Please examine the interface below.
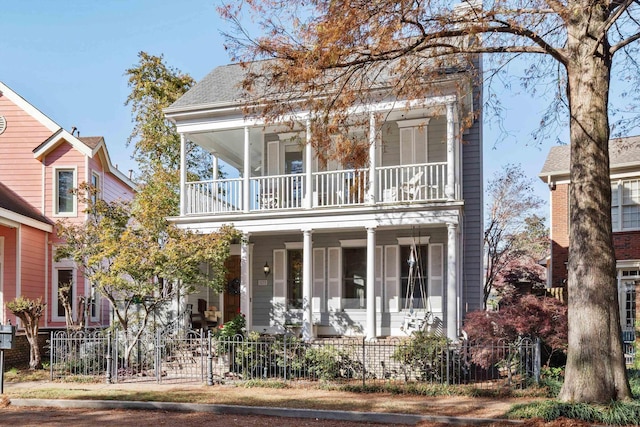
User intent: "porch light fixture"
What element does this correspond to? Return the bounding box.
[264,262,271,277]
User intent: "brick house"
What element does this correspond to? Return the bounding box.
[540,135,640,360]
[0,81,135,329]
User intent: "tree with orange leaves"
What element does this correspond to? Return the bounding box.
[219,0,639,403]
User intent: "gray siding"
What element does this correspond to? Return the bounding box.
[461,73,484,315]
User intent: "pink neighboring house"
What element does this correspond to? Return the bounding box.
[0,81,135,329]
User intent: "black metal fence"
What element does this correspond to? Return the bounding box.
[50,328,540,389]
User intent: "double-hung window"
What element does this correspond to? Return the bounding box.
[612,179,640,231]
[54,167,76,216]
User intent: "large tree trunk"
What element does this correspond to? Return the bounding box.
[559,3,632,403]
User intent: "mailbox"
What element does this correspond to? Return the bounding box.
[0,324,16,350]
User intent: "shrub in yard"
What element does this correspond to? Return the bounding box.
[391,331,452,382]
[6,296,45,369]
[463,293,567,369]
[305,345,361,380]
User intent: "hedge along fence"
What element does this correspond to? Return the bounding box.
[210,332,541,389]
[49,327,541,389]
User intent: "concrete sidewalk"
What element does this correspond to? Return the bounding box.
[5,381,521,426]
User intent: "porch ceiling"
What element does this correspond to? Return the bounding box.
[188,127,263,172]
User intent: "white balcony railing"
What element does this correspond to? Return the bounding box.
[184,163,448,215]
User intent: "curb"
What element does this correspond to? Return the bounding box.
[10,398,520,426]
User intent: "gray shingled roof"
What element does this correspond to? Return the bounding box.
[168,63,249,110]
[540,135,640,176]
[168,55,469,113]
[0,182,52,225]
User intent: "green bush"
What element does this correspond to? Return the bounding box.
[305,345,362,380]
[391,331,454,382]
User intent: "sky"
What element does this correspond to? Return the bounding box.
[2,0,634,217]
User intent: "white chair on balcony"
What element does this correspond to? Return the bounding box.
[401,171,424,201]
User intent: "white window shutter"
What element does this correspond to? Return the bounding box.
[400,128,414,165]
[385,245,400,312]
[327,247,341,311]
[313,248,325,312]
[376,246,383,312]
[267,140,279,175]
[428,243,443,312]
[273,249,286,306]
[415,127,428,164]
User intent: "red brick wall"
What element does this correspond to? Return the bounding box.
[550,184,569,288]
[613,230,640,260]
[550,183,640,288]
[2,332,49,369]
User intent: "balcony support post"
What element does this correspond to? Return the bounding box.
[302,228,315,341]
[366,226,377,340]
[305,119,313,209]
[367,112,377,205]
[243,126,251,213]
[212,154,218,181]
[240,233,252,329]
[180,133,187,216]
[446,102,456,201]
[446,222,458,342]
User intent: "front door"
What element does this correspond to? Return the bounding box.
[223,255,241,323]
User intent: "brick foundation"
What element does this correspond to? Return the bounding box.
[1,331,49,369]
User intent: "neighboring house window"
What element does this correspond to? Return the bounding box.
[612,179,640,231]
[343,247,366,309]
[287,249,303,309]
[90,171,100,206]
[54,168,76,215]
[400,245,428,309]
[53,263,75,322]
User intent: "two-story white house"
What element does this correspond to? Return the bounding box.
[164,60,483,341]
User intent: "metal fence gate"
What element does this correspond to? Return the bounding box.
[51,326,207,384]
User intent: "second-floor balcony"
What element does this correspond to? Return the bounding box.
[184,162,449,216]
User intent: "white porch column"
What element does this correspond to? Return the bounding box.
[366,226,377,340]
[445,103,456,201]
[446,222,458,341]
[240,233,252,329]
[305,119,313,209]
[302,228,315,340]
[179,133,187,216]
[367,112,377,205]
[243,126,251,213]
[212,154,219,180]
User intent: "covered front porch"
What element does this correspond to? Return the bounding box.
[199,213,465,342]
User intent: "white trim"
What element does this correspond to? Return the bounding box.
[15,226,21,298]
[52,166,78,217]
[172,96,458,134]
[284,242,303,250]
[396,118,431,128]
[339,239,367,248]
[172,207,463,235]
[52,253,77,323]
[0,208,52,232]
[0,81,60,132]
[396,236,431,245]
[617,260,640,270]
[34,129,93,159]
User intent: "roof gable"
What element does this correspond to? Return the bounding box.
[540,135,640,178]
[0,81,60,133]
